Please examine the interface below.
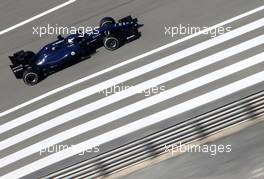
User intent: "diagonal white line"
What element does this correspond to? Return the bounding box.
[1,35,263,151]
[2,70,264,179]
[1,17,264,134]
[0,0,76,35]
[1,42,264,169]
[1,5,263,117]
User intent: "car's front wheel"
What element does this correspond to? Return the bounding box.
[103,35,120,51]
[23,69,40,86]
[100,17,115,28]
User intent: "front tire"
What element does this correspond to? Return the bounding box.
[23,69,40,86]
[103,35,120,51]
[100,17,115,28]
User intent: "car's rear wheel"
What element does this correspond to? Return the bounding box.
[103,35,120,51]
[24,51,36,64]
[14,51,35,65]
[23,69,40,86]
[100,17,115,28]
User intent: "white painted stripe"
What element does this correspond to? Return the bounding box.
[1,35,263,151]
[2,71,263,179]
[1,5,263,117]
[0,0,76,35]
[3,50,264,169]
[1,18,263,134]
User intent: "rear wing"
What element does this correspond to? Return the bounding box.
[9,50,28,79]
[9,50,26,65]
[10,64,24,79]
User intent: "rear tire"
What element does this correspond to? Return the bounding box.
[100,17,115,28]
[103,35,120,51]
[24,51,35,65]
[23,69,40,86]
[24,51,35,59]
[14,51,35,65]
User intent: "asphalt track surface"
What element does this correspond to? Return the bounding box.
[124,120,264,179]
[0,0,263,178]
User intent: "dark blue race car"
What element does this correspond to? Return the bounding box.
[9,16,142,86]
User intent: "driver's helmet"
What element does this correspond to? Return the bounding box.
[68,37,75,44]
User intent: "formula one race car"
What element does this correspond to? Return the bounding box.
[9,16,142,86]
